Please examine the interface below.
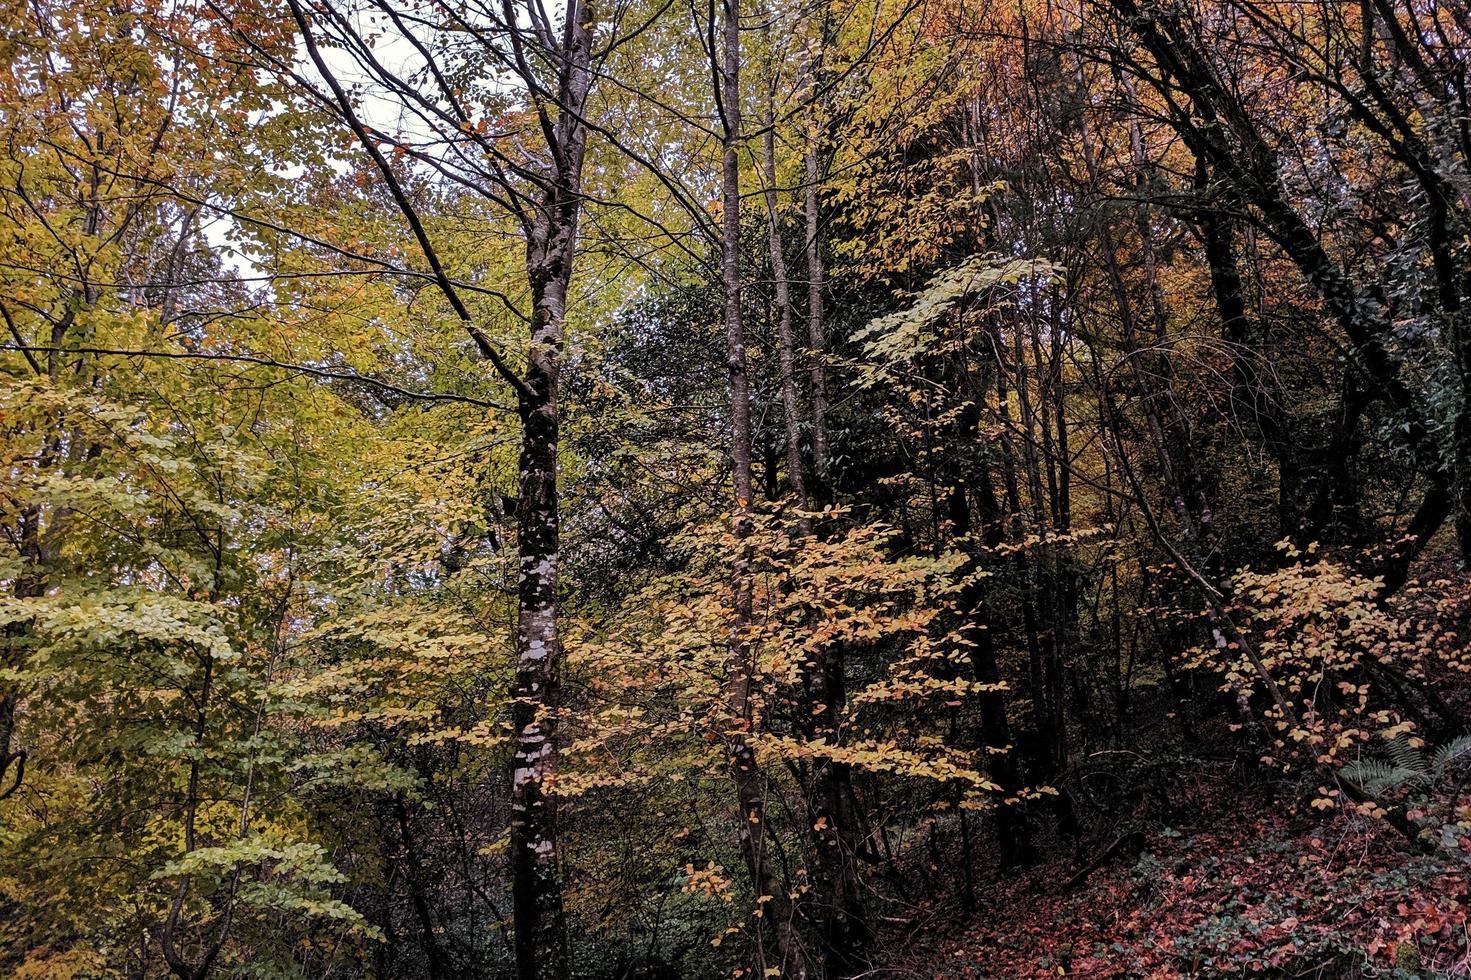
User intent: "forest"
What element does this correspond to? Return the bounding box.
[3,0,1471,975]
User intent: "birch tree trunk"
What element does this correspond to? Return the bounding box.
[508,6,595,977]
[508,264,572,980]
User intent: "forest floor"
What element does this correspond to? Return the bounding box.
[889,737,1471,978]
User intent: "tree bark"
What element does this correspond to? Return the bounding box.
[507,6,596,978]
[803,73,831,503]
[717,1,808,974]
[762,96,809,516]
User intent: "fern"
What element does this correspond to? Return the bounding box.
[1383,738,1431,781]
[1341,758,1416,795]
[1344,736,1470,797]
[1431,735,1471,779]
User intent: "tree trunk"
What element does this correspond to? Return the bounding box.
[509,273,571,980]
[803,100,831,503]
[508,5,595,976]
[718,1,808,974]
[762,96,809,515]
[948,468,1034,865]
[1195,167,1303,541]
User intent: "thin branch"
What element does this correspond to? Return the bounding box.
[1,344,513,412]
[286,0,533,402]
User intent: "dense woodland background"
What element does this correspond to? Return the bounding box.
[3,0,1471,975]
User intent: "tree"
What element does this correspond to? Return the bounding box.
[254,1,600,973]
